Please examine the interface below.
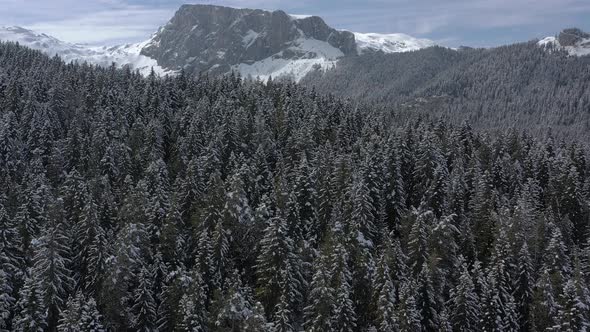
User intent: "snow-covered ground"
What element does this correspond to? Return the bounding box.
[538,36,590,57]
[235,38,343,82]
[289,14,313,20]
[354,32,435,54]
[0,26,171,76]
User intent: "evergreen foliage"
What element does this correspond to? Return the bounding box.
[0,41,589,331]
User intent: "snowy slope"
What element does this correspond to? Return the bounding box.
[0,22,437,81]
[354,32,435,54]
[538,36,590,57]
[235,31,435,82]
[0,26,170,76]
[235,38,342,82]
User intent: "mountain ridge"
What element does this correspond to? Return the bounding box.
[3,5,587,82]
[0,4,436,80]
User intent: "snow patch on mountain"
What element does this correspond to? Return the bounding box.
[289,14,313,20]
[0,26,90,62]
[242,30,260,48]
[235,38,343,82]
[354,32,435,54]
[0,26,171,76]
[538,35,590,57]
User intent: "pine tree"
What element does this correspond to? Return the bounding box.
[243,301,271,332]
[214,271,258,331]
[415,262,440,331]
[396,279,421,332]
[408,209,432,276]
[57,292,82,332]
[177,266,207,332]
[482,258,519,332]
[469,169,495,260]
[449,258,480,331]
[80,297,105,332]
[304,252,334,332]
[349,173,376,247]
[376,272,398,331]
[544,225,571,293]
[553,258,590,332]
[14,270,47,332]
[144,158,171,243]
[256,215,303,317]
[178,294,206,332]
[273,291,294,332]
[76,191,107,293]
[131,266,158,331]
[372,245,398,331]
[33,199,74,331]
[554,279,590,331]
[515,243,533,332]
[0,200,24,280]
[531,268,559,331]
[0,267,15,332]
[330,243,357,332]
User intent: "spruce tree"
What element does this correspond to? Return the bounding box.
[14,271,47,332]
[131,266,158,331]
[304,254,334,332]
[449,258,480,331]
[330,243,357,332]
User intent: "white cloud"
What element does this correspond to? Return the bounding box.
[3,0,590,47]
[25,6,175,44]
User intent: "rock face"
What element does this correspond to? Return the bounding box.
[539,28,590,57]
[0,5,436,81]
[141,4,356,75]
[558,28,590,47]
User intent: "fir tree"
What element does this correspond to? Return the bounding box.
[14,271,47,332]
[0,267,15,332]
[330,243,357,332]
[449,258,480,331]
[304,254,334,332]
[131,266,158,332]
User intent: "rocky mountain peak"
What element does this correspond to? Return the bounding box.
[140,4,356,75]
[539,28,590,57]
[558,28,590,47]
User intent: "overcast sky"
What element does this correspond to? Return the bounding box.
[2,0,590,47]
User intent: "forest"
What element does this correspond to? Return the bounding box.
[302,42,590,140]
[1,41,590,332]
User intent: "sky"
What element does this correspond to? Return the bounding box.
[2,0,590,47]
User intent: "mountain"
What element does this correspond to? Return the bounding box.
[354,32,435,54]
[538,28,590,56]
[301,40,590,139]
[140,4,356,81]
[0,5,435,81]
[0,26,170,75]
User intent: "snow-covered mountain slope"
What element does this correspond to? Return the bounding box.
[0,5,438,81]
[354,32,435,54]
[140,4,356,82]
[236,32,436,81]
[234,38,342,82]
[538,28,590,57]
[0,26,170,76]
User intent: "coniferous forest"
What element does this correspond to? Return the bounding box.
[1,42,590,332]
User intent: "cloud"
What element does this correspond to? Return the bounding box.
[25,6,175,44]
[3,0,590,47]
[5,0,309,44]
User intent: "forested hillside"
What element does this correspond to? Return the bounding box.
[302,42,590,140]
[1,42,590,332]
